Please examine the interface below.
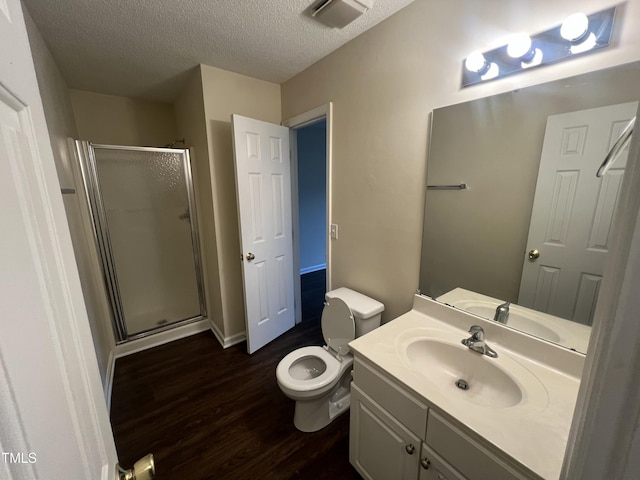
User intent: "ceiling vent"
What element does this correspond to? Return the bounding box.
[311,0,373,29]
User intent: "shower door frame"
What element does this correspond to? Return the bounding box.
[76,141,207,343]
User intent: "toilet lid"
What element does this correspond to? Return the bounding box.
[321,297,355,356]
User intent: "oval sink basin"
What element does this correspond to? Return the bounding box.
[464,305,561,343]
[405,338,523,408]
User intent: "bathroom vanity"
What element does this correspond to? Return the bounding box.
[348,295,583,480]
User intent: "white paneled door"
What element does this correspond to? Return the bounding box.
[232,115,295,353]
[519,102,638,325]
[0,0,118,478]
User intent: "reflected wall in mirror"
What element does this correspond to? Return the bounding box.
[419,61,640,354]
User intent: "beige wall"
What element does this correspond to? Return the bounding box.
[200,64,281,338]
[281,0,640,323]
[174,68,225,335]
[23,9,115,388]
[70,89,178,146]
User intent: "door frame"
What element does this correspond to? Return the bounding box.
[283,103,333,324]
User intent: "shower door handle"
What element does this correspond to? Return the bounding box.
[246,252,255,261]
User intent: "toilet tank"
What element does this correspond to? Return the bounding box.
[325,287,384,338]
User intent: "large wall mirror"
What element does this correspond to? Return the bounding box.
[419,61,640,354]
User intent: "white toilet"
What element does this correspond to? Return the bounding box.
[276,287,384,432]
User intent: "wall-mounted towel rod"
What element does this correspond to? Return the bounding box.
[61,188,76,194]
[597,116,635,177]
[427,183,467,190]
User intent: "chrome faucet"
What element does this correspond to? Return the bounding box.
[461,325,498,358]
[494,302,510,324]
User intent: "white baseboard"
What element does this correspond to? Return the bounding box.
[104,350,116,413]
[210,321,246,348]
[300,263,326,275]
[114,318,211,359]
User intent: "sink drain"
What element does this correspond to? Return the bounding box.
[455,379,470,391]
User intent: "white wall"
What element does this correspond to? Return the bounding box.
[281,0,640,323]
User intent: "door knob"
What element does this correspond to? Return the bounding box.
[528,249,540,261]
[246,252,255,261]
[117,453,155,480]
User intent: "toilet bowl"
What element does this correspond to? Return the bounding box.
[276,288,384,432]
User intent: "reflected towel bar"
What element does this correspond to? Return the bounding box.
[427,183,468,190]
[596,116,635,177]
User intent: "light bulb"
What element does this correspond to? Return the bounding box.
[507,33,534,59]
[561,13,589,42]
[465,51,488,73]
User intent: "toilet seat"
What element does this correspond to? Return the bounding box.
[277,298,357,396]
[276,346,342,393]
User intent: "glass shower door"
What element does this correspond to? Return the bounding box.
[78,142,206,341]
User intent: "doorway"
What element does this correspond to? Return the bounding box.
[297,119,327,320]
[284,103,333,325]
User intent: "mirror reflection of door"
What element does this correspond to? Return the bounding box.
[519,102,638,325]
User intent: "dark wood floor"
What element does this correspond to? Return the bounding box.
[111,270,362,479]
[301,269,327,320]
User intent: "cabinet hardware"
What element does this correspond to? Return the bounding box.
[421,457,431,469]
[405,444,415,455]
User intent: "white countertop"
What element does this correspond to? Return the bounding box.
[349,295,582,480]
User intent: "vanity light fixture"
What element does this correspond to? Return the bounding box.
[462,6,616,87]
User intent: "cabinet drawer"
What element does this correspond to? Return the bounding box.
[353,357,428,439]
[426,411,532,480]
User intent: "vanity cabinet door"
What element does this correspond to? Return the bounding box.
[350,384,421,480]
[426,411,528,480]
[419,444,466,480]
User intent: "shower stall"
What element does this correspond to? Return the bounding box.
[76,142,206,343]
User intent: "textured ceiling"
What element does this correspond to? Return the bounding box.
[23,0,415,102]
